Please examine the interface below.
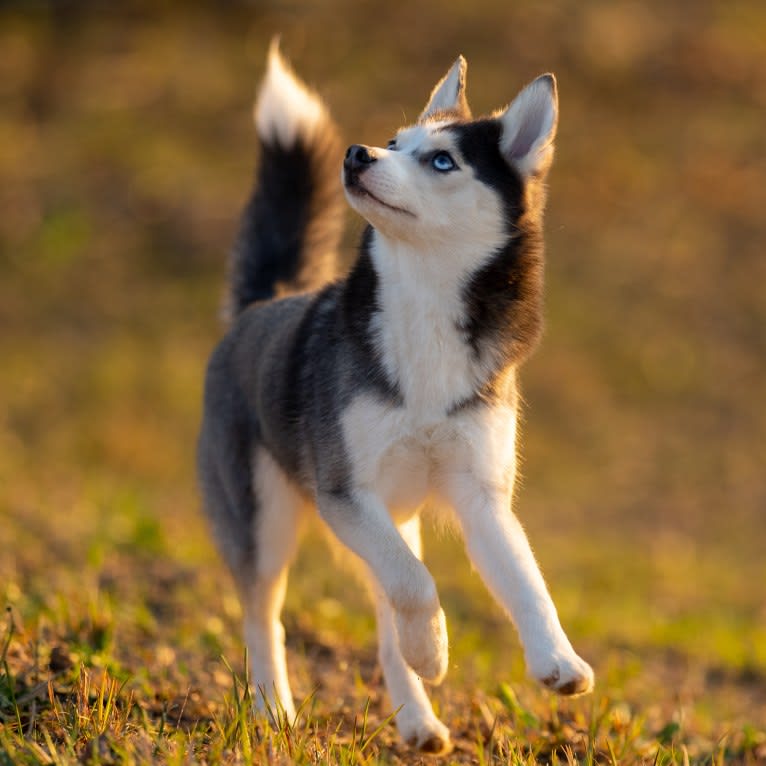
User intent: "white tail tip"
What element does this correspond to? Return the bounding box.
[254,38,327,147]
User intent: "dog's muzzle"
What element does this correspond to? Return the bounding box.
[344,144,377,186]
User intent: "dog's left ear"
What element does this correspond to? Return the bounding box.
[497,73,558,178]
[419,56,471,122]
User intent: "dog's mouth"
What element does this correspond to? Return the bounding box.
[344,176,415,218]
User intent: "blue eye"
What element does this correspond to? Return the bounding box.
[431,151,456,172]
[387,139,397,150]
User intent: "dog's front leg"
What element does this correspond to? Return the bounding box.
[317,489,448,684]
[365,516,451,753]
[446,479,593,695]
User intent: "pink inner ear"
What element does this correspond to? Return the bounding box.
[507,111,547,160]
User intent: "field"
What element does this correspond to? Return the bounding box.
[1,1,765,763]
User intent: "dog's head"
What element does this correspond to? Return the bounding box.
[343,57,558,249]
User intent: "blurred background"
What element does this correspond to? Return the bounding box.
[1,0,764,742]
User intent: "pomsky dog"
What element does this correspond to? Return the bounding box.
[198,41,594,753]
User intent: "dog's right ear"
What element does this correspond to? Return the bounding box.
[418,56,471,122]
[497,73,558,178]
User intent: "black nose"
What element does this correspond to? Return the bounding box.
[344,144,377,172]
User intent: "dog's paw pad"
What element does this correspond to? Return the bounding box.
[405,721,452,754]
[553,676,591,695]
[412,733,452,755]
[535,653,594,697]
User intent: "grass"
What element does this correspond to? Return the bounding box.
[1,516,764,764]
[2,0,765,763]
[2,605,762,766]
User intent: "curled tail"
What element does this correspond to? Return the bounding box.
[227,40,344,319]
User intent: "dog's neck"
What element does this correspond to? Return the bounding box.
[364,229,500,418]
[341,218,544,418]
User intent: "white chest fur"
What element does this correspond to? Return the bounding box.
[370,234,499,418]
[351,232,518,517]
[341,394,518,518]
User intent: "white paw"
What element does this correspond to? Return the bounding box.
[528,649,594,696]
[395,606,449,684]
[399,713,452,754]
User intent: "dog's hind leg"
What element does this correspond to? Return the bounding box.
[199,414,303,720]
[367,516,451,754]
[240,447,306,722]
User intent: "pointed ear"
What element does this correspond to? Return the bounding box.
[418,55,471,122]
[497,74,558,178]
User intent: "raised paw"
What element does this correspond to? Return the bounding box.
[400,714,452,755]
[395,606,449,684]
[530,650,594,697]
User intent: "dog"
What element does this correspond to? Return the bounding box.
[197,41,594,754]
